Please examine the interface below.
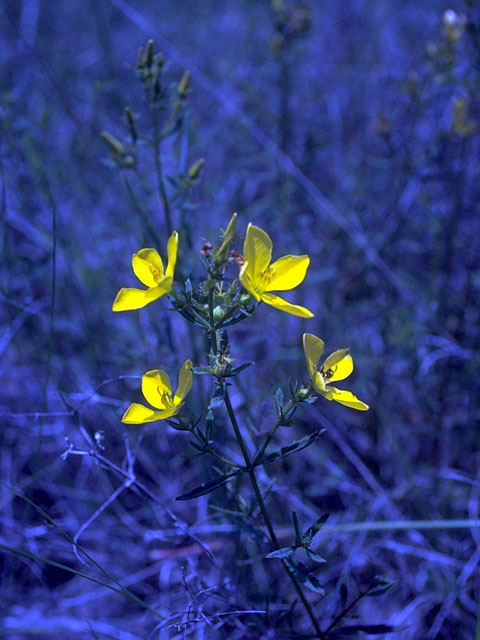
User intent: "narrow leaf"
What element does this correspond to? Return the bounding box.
[225,362,254,377]
[366,582,396,597]
[305,513,329,539]
[266,547,294,560]
[192,366,212,376]
[305,549,327,564]
[258,430,322,465]
[205,410,214,440]
[293,512,302,542]
[176,473,235,500]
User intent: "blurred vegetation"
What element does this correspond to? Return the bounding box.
[1,1,480,638]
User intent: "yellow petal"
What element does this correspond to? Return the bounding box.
[165,231,179,280]
[328,387,369,411]
[312,370,327,394]
[322,349,354,382]
[261,292,314,318]
[303,333,325,379]
[243,224,272,282]
[239,262,261,300]
[121,403,179,424]
[112,284,169,311]
[264,255,310,291]
[142,369,173,409]
[174,359,193,403]
[132,248,164,287]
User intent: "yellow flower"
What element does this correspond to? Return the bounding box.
[303,333,369,411]
[239,223,313,318]
[122,359,193,424]
[112,231,178,311]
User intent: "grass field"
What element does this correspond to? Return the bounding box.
[1,1,480,638]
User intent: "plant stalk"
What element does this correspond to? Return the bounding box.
[223,387,322,638]
[151,106,173,235]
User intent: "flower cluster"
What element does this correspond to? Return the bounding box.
[113,219,368,424]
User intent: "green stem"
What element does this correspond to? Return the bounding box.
[152,106,173,235]
[223,387,322,637]
[322,585,374,635]
[252,401,296,467]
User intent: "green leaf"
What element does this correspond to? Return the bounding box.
[274,387,284,414]
[292,512,302,543]
[305,513,329,540]
[258,430,322,466]
[225,362,254,377]
[303,573,325,595]
[285,558,325,594]
[366,582,396,597]
[305,549,326,564]
[176,473,236,500]
[192,366,212,376]
[205,410,214,441]
[265,547,294,560]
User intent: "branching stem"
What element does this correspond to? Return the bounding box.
[223,386,322,637]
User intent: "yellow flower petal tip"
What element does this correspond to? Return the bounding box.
[239,223,313,318]
[121,359,193,425]
[303,333,369,411]
[112,231,179,311]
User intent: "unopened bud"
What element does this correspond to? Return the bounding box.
[213,305,224,322]
[213,213,238,266]
[223,213,238,244]
[188,158,205,180]
[145,39,154,68]
[168,416,191,431]
[442,9,466,42]
[100,130,125,155]
[177,71,191,99]
[296,386,310,400]
[124,106,137,142]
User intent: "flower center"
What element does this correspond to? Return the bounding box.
[150,266,163,284]
[260,267,275,289]
[321,368,334,381]
[158,388,174,409]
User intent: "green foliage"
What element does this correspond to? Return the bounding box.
[2,2,480,638]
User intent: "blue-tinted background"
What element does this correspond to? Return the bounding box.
[1,1,479,638]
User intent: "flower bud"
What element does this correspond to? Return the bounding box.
[145,39,154,68]
[213,213,237,266]
[213,306,224,322]
[188,158,205,180]
[442,9,466,42]
[177,71,191,99]
[124,106,137,143]
[100,130,125,155]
